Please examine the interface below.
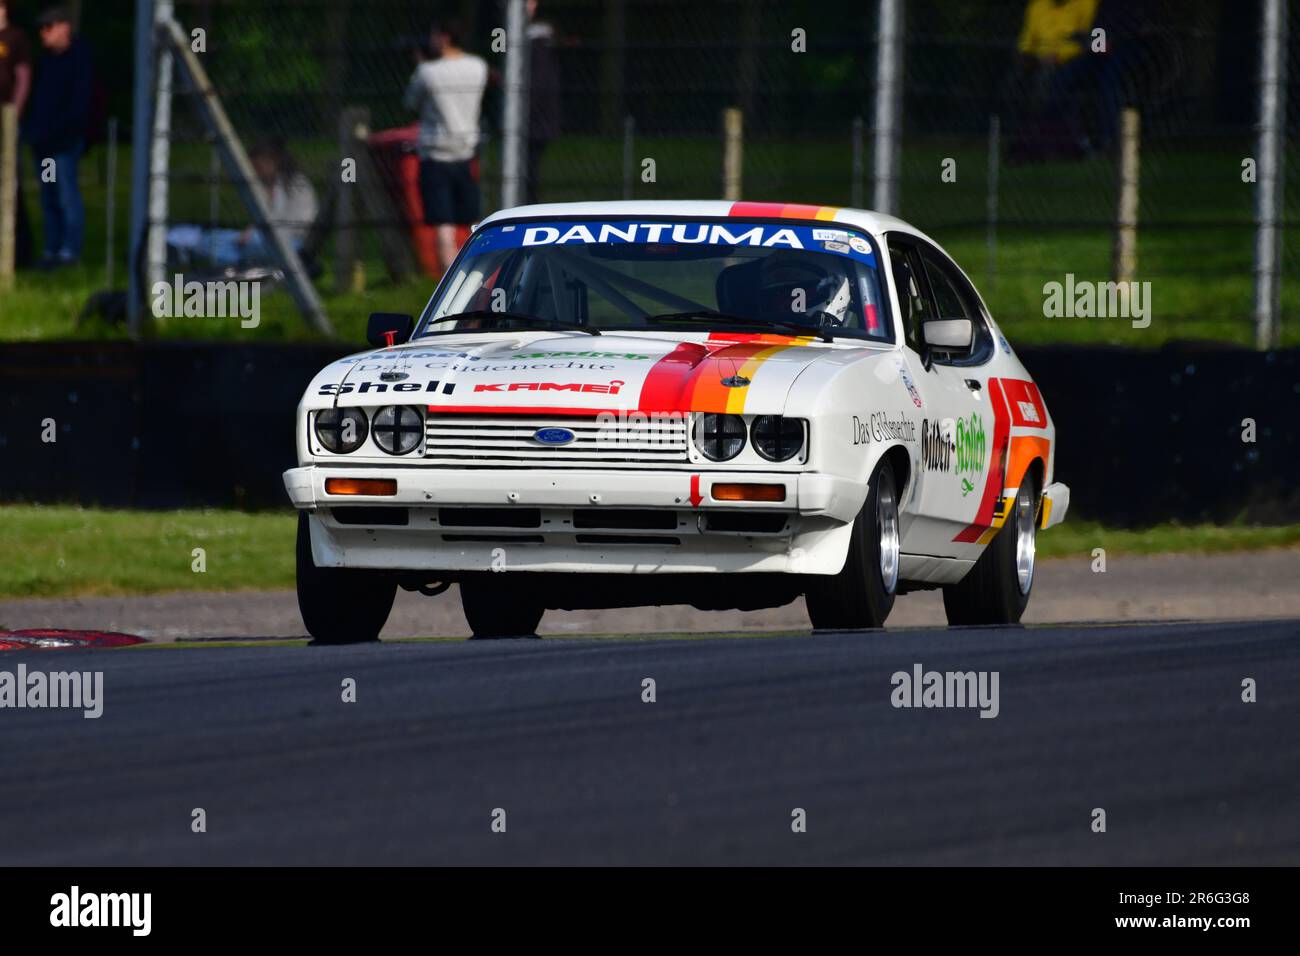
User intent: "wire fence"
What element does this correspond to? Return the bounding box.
[148,0,1294,343]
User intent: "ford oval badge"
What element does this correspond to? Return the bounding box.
[534,427,576,446]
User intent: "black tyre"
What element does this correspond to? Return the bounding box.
[942,472,1039,626]
[296,513,397,644]
[460,575,545,638]
[805,458,900,630]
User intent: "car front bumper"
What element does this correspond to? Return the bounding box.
[283,465,863,575]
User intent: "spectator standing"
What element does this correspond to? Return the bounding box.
[404,19,487,274]
[0,0,32,265]
[525,0,561,205]
[22,4,90,268]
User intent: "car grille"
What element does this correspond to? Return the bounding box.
[423,414,690,467]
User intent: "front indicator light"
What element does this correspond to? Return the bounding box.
[711,482,787,502]
[324,478,398,496]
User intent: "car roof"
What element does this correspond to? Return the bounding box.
[478,200,937,247]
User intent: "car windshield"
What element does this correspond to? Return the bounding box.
[415,219,893,342]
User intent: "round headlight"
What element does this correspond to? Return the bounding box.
[751,416,805,462]
[693,413,746,461]
[315,407,368,454]
[372,405,424,455]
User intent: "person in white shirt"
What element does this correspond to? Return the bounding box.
[403,19,487,273]
[166,139,318,270]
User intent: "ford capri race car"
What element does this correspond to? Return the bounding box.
[284,200,1070,641]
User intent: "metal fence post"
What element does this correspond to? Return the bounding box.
[1254,0,1287,351]
[873,0,902,215]
[144,0,174,310]
[1113,108,1140,286]
[722,108,743,201]
[500,0,529,209]
[127,0,156,334]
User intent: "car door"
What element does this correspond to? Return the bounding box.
[886,234,994,560]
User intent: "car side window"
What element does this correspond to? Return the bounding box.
[921,250,973,321]
[886,239,935,353]
[917,244,995,365]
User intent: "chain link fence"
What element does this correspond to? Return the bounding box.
[143,0,1293,344]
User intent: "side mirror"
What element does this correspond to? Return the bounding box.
[367,312,414,348]
[922,318,973,351]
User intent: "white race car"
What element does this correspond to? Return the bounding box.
[284,201,1069,641]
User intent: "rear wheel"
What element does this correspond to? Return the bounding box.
[296,514,397,644]
[805,458,899,630]
[460,576,545,638]
[942,473,1039,626]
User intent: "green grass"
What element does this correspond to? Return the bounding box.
[3,138,1297,347]
[0,506,295,598]
[1,505,1296,601]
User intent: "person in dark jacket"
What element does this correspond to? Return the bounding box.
[525,0,561,205]
[22,5,91,268]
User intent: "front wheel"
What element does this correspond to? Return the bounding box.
[805,458,900,630]
[942,473,1039,626]
[460,575,545,638]
[296,514,396,644]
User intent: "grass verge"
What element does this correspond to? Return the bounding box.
[1,505,1297,601]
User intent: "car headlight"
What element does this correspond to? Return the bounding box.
[372,405,424,455]
[751,415,805,462]
[315,407,368,454]
[693,413,746,461]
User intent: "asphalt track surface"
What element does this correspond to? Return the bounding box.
[2,618,1297,866]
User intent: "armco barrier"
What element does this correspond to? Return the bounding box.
[1,342,1297,524]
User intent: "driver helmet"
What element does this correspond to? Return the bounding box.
[757,252,853,327]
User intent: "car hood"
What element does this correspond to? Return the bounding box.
[310,331,879,416]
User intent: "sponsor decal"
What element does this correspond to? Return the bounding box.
[338,351,482,363]
[854,413,917,445]
[998,333,1013,355]
[953,379,1014,544]
[896,361,924,408]
[379,371,409,382]
[813,228,850,242]
[961,477,975,497]
[954,412,987,476]
[319,380,455,396]
[921,418,955,471]
[513,351,654,360]
[822,240,850,253]
[522,222,804,249]
[1002,378,1048,429]
[473,379,626,394]
[469,216,875,266]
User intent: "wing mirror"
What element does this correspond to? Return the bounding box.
[922,318,973,351]
[367,312,415,348]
